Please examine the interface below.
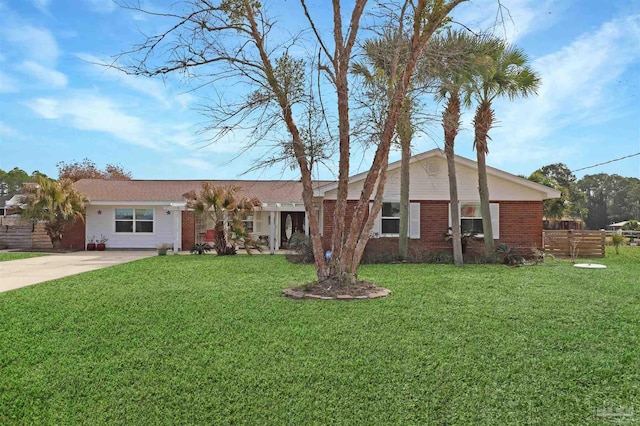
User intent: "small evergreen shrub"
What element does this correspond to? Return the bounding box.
[285,232,314,264]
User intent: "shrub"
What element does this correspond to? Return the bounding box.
[285,232,314,264]
[424,250,453,264]
[496,243,525,266]
[611,233,625,255]
[190,243,211,255]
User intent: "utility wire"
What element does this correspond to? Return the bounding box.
[571,152,640,173]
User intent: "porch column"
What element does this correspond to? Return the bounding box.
[269,211,276,255]
[173,209,181,253]
[304,212,309,235]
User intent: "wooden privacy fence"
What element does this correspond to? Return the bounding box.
[543,230,605,258]
[0,217,53,250]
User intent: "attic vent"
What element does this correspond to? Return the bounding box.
[425,158,441,176]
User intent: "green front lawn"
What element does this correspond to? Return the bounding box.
[0,253,45,262]
[1,248,638,424]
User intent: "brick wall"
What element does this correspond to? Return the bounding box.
[61,217,86,250]
[182,211,195,251]
[322,199,544,260]
[496,201,543,249]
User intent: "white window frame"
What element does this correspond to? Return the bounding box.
[115,208,155,234]
[381,201,401,236]
[449,202,499,239]
[369,201,420,238]
[241,213,255,233]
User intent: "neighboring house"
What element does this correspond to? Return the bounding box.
[608,221,630,231]
[0,194,10,217]
[543,218,583,231]
[0,193,26,217]
[70,149,560,254]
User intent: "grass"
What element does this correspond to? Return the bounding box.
[0,253,45,262]
[1,247,638,424]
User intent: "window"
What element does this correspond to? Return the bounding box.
[452,202,500,239]
[381,202,400,234]
[460,202,483,235]
[242,213,254,233]
[115,208,154,233]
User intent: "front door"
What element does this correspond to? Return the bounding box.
[280,212,305,249]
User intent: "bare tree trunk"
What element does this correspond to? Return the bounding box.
[245,4,330,278]
[443,93,463,265]
[397,104,412,261]
[335,0,468,285]
[473,100,495,254]
[51,237,62,250]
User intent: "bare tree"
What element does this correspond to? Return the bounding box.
[114,0,467,288]
[352,29,416,261]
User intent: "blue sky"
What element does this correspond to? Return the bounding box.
[0,0,639,181]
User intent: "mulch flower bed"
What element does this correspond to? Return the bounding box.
[283,280,391,300]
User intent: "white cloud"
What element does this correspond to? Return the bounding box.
[3,25,59,65]
[23,92,216,153]
[0,121,17,137]
[451,0,564,43]
[174,157,211,171]
[20,61,68,88]
[75,53,195,108]
[487,14,640,166]
[82,0,116,13]
[32,0,51,12]
[26,94,161,149]
[28,98,60,118]
[0,71,19,93]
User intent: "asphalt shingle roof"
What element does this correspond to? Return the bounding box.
[73,179,335,203]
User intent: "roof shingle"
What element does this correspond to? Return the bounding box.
[73,179,335,203]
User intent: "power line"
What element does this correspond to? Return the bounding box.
[571,152,640,173]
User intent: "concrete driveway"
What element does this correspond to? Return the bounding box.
[0,251,156,293]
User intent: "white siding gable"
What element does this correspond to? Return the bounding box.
[324,153,550,201]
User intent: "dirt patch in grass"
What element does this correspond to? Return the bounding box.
[283,280,391,300]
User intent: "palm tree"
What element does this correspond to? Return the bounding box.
[183,183,261,255]
[426,32,504,265]
[21,176,87,250]
[352,31,414,261]
[464,41,540,254]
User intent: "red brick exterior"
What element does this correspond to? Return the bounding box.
[322,199,544,260]
[61,216,86,250]
[182,211,196,251]
[496,201,543,248]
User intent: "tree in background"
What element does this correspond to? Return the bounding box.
[528,163,586,226]
[464,40,540,254]
[0,168,49,195]
[578,174,640,229]
[21,176,87,250]
[57,158,132,182]
[183,184,261,255]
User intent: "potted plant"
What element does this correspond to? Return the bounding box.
[86,235,96,251]
[97,234,108,251]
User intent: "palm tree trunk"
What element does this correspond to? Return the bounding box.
[397,104,412,261]
[443,92,463,265]
[473,100,495,255]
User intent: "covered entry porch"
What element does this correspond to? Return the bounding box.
[193,202,311,254]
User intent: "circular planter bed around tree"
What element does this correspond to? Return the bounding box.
[283,280,391,300]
